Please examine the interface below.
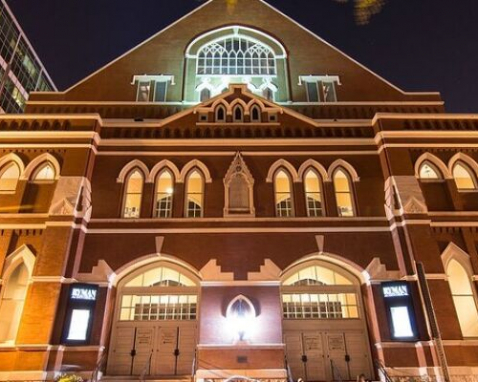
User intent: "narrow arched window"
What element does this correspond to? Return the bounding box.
[216,105,226,122]
[419,162,441,179]
[453,162,477,190]
[447,259,478,337]
[274,170,293,217]
[262,87,273,101]
[123,170,143,218]
[32,162,55,181]
[0,262,29,343]
[333,169,354,217]
[0,163,20,192]
[304,169,323,217]
[200,88,211,102]
[186,170,204,218]
[251,105,261,122]
[154,170,173,218]
[233,105,243,122]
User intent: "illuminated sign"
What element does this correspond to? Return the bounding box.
[382,283,409,298]
[71,286,97,301]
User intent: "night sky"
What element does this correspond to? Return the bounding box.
[5,0,478,112]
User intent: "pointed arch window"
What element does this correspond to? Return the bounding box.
[154,170,173,218]
[453,162,477,190]
[216,105,226,122]
[333,169,355,217]
[186,170,204,218]
[419,162,441,180]
[251,105,261,122]
[262,87,273,101]
[32,162,55,181]
[447,259,478,337]
[0,262,29,343]
[233,105,243,122]
[274,169,293,217]
[0,163,20,192]
[123,170,144,218]
[304,169,323,217]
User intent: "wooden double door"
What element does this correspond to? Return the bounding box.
[107,322,197,376]
[284,330,371,382]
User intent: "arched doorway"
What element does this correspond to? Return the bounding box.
[281,260,372,382]
[107,262,199,376]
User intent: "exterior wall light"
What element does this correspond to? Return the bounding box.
[226,295,256,343]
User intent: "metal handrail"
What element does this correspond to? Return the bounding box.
[139,351,153,382]
[90,351,107,382]
[284,355,293,382]
[191,348,197,378]
[374,359,393,382]
[330,360,343,382]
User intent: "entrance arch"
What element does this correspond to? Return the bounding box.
[107,261,200,377]
[281,257,373,382]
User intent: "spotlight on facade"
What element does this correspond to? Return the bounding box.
[226,295,256,343]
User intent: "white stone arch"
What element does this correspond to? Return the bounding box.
[226,294,257,318]
[229,98,248,116]
[22,153,61,181]
[415,153,450,179]
[111,252,202,288]
[448,153,478,181]
[2,244,36,281]
[148,160,180,183]
[298,159,329,182]
[116,160,150,183]
[280,252,370,286]
[178,160,212,183]
[266,159,299,183]
[246,98,266,111]
[441,242,474,276]
[328,159,360,182]
[0,153,25,177]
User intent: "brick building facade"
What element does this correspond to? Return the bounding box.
[0,1,477,381]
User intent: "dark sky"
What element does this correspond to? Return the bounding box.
[6,0,478,112]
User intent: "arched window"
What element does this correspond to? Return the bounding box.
[0,163,20,192]
[233,105,243,122]
[333,169,355,217]
[197,36,276,76]
[32,162,55,181]
[186,170,204,218]
[283,265,353,286]
[200,88,211,102]
[262,87,273,101]
[274,169,293,217]
[453,162,477,190]
[123,170,144,218]
[216,105,226,122]
[154,170,173,218]
[250,105,261,122]
[447,259,478,337]
[304,169,323,217]
[0,262,29,343]
[419,162,441,179]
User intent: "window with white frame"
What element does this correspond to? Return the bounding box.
[419,162,441,179]
[197,36,276,76]
[333,169,355,217]
[154,170,173,218]
[32,162,55,181]
[274,169,293,217]
[0,162,20,192]
[123,170,143,218]
[304,169,323,217]
[134,75,173,102]
[301,76,339,103]
[186,170,204,218]
[453,162,477,191]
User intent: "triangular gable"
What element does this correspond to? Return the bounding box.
[31,0,441,104]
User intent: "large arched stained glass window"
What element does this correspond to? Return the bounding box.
[197,36,276,76]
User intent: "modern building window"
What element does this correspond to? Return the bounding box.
[333,169,354,217]
[197,36,276,76]
[233,105,243,122]
[447,259,478,337]
[453,162,477,190]
[251,105,261,122]
[304,169,323,217]
[200,88,211,102]
[32,162,55,181]
[123,170,144,218]
[185,170,204,218]
[154,170,173,218]
[0,163,20,192]
[274,169,293,217]
[0,262,29,343]
[419,162,441,179]
[216,105,226,122]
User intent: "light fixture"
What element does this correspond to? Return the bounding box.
[226,295,256,342]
